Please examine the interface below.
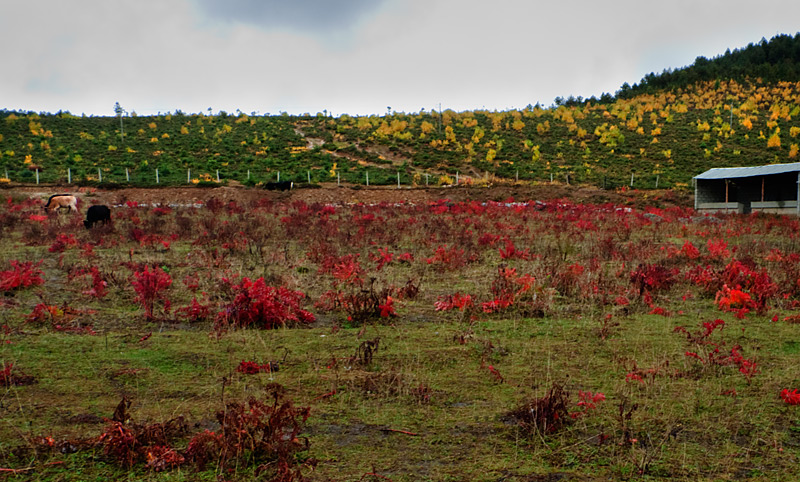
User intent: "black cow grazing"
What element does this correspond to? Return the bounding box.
[265,181,294,191]
[84,205,111,229]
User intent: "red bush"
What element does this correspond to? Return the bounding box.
[216,277,315,330]
[0,260,44,292]
[781,389,800,405]
[131,266,173,321]
[175,297,211,323]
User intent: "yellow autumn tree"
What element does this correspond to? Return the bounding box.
[767,129,781,148]
[536,121,550,135]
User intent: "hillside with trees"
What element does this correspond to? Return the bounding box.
[2,34,800,190]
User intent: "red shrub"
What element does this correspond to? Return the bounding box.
[781,389,800,405]
[216,277,314,330]
[175,297,211,323]
[630,263,677,296]
[48,234,78,253]
[131,266,173,321]
[0,260,44,292]
[426,244,468,271]
[434,293,474,312]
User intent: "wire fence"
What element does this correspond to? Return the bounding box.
[0,165,675,191]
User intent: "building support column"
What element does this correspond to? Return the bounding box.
[725,179,729,212]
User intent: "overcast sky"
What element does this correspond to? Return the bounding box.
[2,0,799,117]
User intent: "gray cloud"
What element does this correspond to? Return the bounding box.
[193,0,386,33]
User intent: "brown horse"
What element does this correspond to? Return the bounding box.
[43,194,78,213]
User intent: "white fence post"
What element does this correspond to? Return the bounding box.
[366,171,369,186]
[156,169,159,184]
[126,168,130,182]
[277,171,280,182]
[98,168,102,183]
[630,172,634,188]
[188,169,191,183]
[216,170,220,182]
[67,168,71,184]
[337,172,340,186]
[397,172,400,188]
[35,169,39,185]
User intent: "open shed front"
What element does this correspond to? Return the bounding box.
[694,163,800,215]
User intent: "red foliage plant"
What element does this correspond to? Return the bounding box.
[315,281,396,325]
[131,266,173,321]
[25,302,96,335]
[434,292,474,312]
[570,390,606,419]
[499,238,532,260]
[0,260,44,292]
[680,240,701,259]
[675,319,758,383]
[175,297,211,323]
[508,382,571,436]
[184,385,311,478]
[70,266,108,298]
[426,244,469,271]
[630,263,677,296]
[236,360,277,374]
[97,416,187,469]
[715,284,755,318]
[781,389,800,405]
[215,277,314,332]
[483,266,540,314]
[48,234,78,253]
[1,362,37,387]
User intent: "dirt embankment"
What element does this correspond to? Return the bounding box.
[1,183,693,209]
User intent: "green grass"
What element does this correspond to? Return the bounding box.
[3,197,800,480]
[4,306,800,480]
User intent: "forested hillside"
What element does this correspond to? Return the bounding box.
[2,34,800,189]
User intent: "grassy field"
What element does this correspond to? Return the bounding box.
[2,189,800,481]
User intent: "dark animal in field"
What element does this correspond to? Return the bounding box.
[43,194,78,213]
[84,205,111,229]
[265,181,294,191]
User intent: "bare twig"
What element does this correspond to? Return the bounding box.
[380,428,420,436]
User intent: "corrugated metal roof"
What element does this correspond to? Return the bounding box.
[694,162,800,180]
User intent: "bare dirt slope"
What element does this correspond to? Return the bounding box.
[2,183,692,209]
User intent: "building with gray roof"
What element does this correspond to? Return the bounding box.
[694,162,800,215]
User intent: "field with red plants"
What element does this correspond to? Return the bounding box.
[2,187,800,481]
